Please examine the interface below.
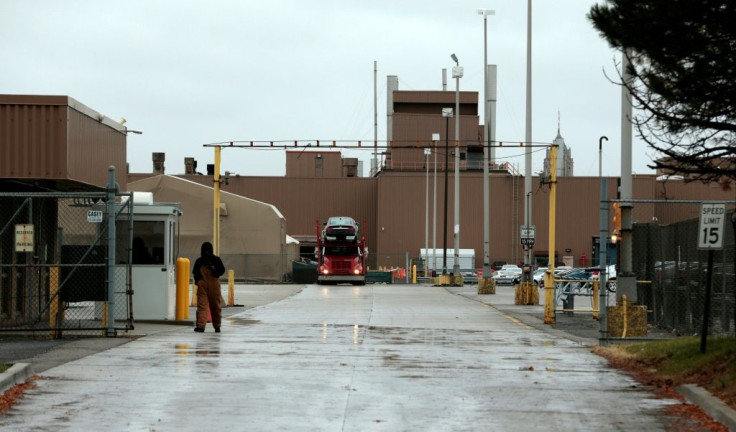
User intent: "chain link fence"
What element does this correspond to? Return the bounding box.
[624,200,735,337]
[1,192,133,337]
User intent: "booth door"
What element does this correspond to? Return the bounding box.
[131,219,175,320]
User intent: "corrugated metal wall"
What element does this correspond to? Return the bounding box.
[183,175,378,240]
[285,151,343,178]
[131,172,736,270]
[67,108,127,188]
[0,95,127,190]
[0,101,68,179]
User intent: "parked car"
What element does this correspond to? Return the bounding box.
[321,216,359,242]
[493,266,522,285]
[511,265,542,285]
[533,267,548,288]
[553,266,573,275]
[588,264,617,292]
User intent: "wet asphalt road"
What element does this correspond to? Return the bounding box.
[0,284,678,431]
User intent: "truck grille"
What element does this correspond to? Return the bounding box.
[331,261,351,272]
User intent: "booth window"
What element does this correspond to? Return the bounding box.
[130,221,165,265]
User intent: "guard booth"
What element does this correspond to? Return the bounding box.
[117,192,182,321]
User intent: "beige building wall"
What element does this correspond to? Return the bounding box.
[127,175,288,281]
[150,171,736,270]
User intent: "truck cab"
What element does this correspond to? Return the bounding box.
[315,219,366,285]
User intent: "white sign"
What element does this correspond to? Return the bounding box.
[520,225,535,246]
[87,210,103,223]
[520,226,535,238]
[698,203,725,250]
[15,224,34,252]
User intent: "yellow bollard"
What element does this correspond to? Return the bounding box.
[412,265,417,284]
[49,267,61,339]
[228,269,235,307]
[622,294,628,338]
[101,302,108,336]
[175,257,191,320]
[190,276,197,307]
[593,280,599,319]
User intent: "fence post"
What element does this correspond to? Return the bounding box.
[405,252,409,284]
[228,269,235,306]
[598,179,608,346]
[106,166,117,337]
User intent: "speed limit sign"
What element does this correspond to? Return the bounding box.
[698,203,725,250]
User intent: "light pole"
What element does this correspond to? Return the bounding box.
[442,108,453,275]
[424,147,431,277]
[478,8,495,279]
[599,136,608,178]
[432,133,440,276]
[524,0,533,269]
[451,54,463,276]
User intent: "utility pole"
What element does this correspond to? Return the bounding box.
[451,54,463,279]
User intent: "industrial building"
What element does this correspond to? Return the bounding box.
[3,91,733,280]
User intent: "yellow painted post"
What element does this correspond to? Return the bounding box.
[101,302,108,336]
[228,269,235,306]
[190,276,197,307]
[592,279,599,319]
[49,267,60,339]
[175,258,191,320]
[412,265,417,284]
[213,146,221,255]
[544,144,558,324]
[622,294,628,338]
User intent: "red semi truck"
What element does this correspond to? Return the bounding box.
[315,219,367,285]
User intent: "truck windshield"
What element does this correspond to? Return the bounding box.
[324,246,360,256]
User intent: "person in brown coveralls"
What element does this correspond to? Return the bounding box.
[193,241,226,333]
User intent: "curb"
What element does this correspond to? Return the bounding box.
[677,384,736,431]
[0,363,33,394]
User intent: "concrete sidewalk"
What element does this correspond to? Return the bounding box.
[2,282,734,430]
[0,284,303,391]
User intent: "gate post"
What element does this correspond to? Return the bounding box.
[106,166,117,337]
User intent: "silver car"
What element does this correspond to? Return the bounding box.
[493,266,522,285]
[322,216,359,242]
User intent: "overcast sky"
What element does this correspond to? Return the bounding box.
[1,1,655,178]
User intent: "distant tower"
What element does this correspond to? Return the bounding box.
[543,113,574,176]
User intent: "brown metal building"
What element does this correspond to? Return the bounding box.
[127,83,736,271]
[130,165,734,271]
[0,95,127,191]
[4,94,730,273]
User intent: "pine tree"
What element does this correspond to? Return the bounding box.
[589,0,736,184]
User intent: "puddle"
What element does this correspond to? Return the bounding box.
[228,317,262,326]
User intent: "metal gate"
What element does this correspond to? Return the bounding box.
[0,191,133,337]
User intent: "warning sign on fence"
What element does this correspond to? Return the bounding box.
[15,224,34,252]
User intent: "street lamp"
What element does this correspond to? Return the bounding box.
[478,8,494,278]
[424,147,431,277]
[442,107,453,275]
[599,136,608,178]
[451,54,463,276]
